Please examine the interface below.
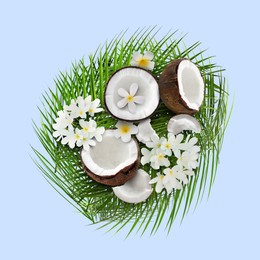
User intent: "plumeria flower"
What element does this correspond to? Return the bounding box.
[163,166,183,194]
[149,172,165,193]
[150,149,170,170]
[180,135,199,151]
[177,166,194,184]
[146,134,165,150]
[63,99,77,114]
[75,96,90,118]
[88,98,103,116]
[52,111,74,140]
[61,126,82,149]
[76,131,96,151]
[117,83,145,114]
[167,133,184,158]
[114,121,138,142]
[130,51,155,70]
[79,119,96,135]
[177,149,199,170]
[93,126,105,142]
[141,148,156,165]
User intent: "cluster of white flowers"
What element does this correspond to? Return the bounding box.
[140,131,200,194]
[53,96,105,151]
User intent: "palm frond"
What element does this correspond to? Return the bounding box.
[32,27,230,237]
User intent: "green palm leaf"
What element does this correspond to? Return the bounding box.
[32,27,230,237]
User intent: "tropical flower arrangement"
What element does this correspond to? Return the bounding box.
[32,28,230,236]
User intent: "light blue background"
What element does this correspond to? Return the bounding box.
[1,0,259,259]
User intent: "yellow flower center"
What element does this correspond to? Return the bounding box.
[79,111,83,115]
[75,134,80,140]
[127,95,134,102]
[169,170,173,175]
[89,108,93,113]
[120,125,130,134]
[138,58,149,67]
[83,137,87,141]
[157,154,163,159]
[165,143,170,149]
[157,143,161,148]
[160,175,164,180]
[84,127,89,132]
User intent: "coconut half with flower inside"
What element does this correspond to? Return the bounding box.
[159,59,204,115]
[104,67,160,121]
[112,169,153,204]
[167,114,201,135]
[81,130,140,186]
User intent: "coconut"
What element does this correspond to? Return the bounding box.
[136,118,156,144]
[112,169,153,204]
[81,130,140,186]
[159,59,204,115]
[104,67,160,121]
[167,114,201,135]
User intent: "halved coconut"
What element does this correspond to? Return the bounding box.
[159,59,204,115]
[167,114,201,135]
[104,67,160,121]
[112,169,153,204]
[81,130,140,186]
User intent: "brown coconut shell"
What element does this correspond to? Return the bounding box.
[80,139,140,187]
[159,59,200,115]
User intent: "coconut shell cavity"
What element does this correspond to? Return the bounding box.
[81,130,140,186]
[159,59,204,115]
[105,67,160,121]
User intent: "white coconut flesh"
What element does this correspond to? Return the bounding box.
[81,130,138,177]
[177,60,204,110]
[136,118,156,144]
[167,114,201,135]
[105,67,160,121]
[112,169,153,204]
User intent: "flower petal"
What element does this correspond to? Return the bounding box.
[117,98,128,108]
[118,88,129,97]
[133,96,145,104]
[121,134,131,143]
[146,61,155,71]
[130,83,138,96]
[128,101,136,114]
[132,52,142,61]
[144,51,154,60]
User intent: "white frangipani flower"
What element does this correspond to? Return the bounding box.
[141,148,156,165]
[130,51,155,70]
[167,133,184,158]
[149,172,165,193]
[76,131,96,151]
[180,135,199,151]
[88,98,103,116]
[114,121,138,142]
[79,119,96,135]
[146,134,165,150]
[74,96,90,118]
[150,149,170,170]
[177,149,199,170]
[163,166,183,194]
[117,83,145,114]
[93,126,105,142]
[61,127,82,149]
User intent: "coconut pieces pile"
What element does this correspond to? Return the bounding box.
[52,51,205,204]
